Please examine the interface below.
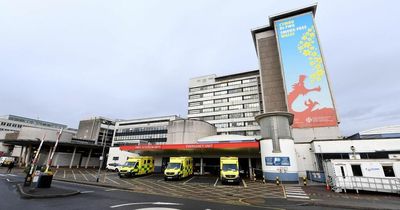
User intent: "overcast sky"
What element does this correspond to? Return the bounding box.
[1,0,399,136]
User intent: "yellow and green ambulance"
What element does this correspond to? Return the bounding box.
[118,156,154,178]
[164,157,193,180]
[220,157,240,184]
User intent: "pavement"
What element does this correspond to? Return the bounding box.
[17,183,80,199]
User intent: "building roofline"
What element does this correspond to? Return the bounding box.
[215,70,259,81]
[251,3,317,53]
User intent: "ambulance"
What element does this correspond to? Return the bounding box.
[164,157,193,180]
[118,156,154,178]
[220,157,240,184]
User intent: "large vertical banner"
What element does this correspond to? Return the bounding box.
[275,12,338,128]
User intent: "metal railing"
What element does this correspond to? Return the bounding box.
[333,176,400,194]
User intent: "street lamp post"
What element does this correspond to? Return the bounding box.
[96,120,110,182]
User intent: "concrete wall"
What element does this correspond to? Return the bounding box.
[81,156,100,167]
[52,152,82,167]
[17,127,74,142]
[255,30,287,113]
[167,119,217,144]
[76,119,101,142]
[292,127,342,143]
[295,143,318,176]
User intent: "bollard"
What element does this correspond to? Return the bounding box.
[276,176,280,186]
[302,176,307,186]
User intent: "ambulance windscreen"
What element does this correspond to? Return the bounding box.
[222,164,237,171]
[166,163,181,169]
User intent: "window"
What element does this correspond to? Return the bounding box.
[214,83,227,88]
[214,98,228,104]
[189,102,201,107]
[228,88,242,94]
[244,112,257,117]
[215,114,228,120]
[229,96,242,102]
[246,121,258,126]
[112,157,119,161]
[229,113,243,119]
[203,108,213,113]
[188,109,201,114]
[243,94,258,100]
[203,100,213,105]
[242,78,257,84]
[201,85,213,90]
[230,122,244,127]
[189,87,201,92]
[215,123,229,128]
[383,165,395,177]
[214,106,228,112]
[228,80,241,86]
[243,86,258,92]
[215,90,227,96]
[189,94,201,99]
[340,166,346,178]
[244,103,259,109]
[202,116,214,121]
[202,92,213,98]
[229,105,242,110]
[351,165,363,177]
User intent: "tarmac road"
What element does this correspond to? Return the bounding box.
[0,172,345,210]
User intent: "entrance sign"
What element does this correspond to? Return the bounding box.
[275,12,338,128]
[265,157,290,166]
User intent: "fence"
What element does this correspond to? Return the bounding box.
[332,176,400,194]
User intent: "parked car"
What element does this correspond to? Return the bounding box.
[106,163,122,172]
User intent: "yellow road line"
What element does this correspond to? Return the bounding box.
[78,170,89,181]
[71,169,76,180]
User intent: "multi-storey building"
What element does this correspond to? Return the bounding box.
[112,115,180,146]
[75,117,115,146]
[0,114,67,132]
[187,70,262,136]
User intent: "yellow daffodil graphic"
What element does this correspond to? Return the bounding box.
[297,26,325,83]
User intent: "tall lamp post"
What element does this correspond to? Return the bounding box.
[96,120,111,182]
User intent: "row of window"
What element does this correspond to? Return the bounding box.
[188,103,260,114]
[218,130,261,136]
[346,164,396,178]
[0,122,23,128]
[189,86,258,100]
[198,111,260,121]
[189,94,258,107]
[114,134,168,141]
[116,126,168,134]
[214,121,259,128]
[189,78,258,93]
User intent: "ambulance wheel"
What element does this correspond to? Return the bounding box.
[164,177,168,181]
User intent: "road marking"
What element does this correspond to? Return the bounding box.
[0,174,5,177]
[110,202,182,208]
[117,178,135,186]
[78,170,89,181]
[213,178,219,187]
[106,177,120,185]
[242,179,247,188]
[105,188,120,192]
[183,176,195,184]
[136,174,154,179]
[71,169,77,180]
[54,170,58,177]
[80,191,94,194]
[284,186,309,199]
[63,170,66,179]
[86,170,97,178]
[8,174,17,177]
[6,178,10,182]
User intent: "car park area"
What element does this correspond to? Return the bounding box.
[51,168,284,205]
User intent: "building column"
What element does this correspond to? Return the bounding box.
[69,147,77,169]
[85,149,92,169]
[200,157,204,175]
[255,112,299,183]
[248,158,253,180]
[18,146,24,167]
[24,145,32,167]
